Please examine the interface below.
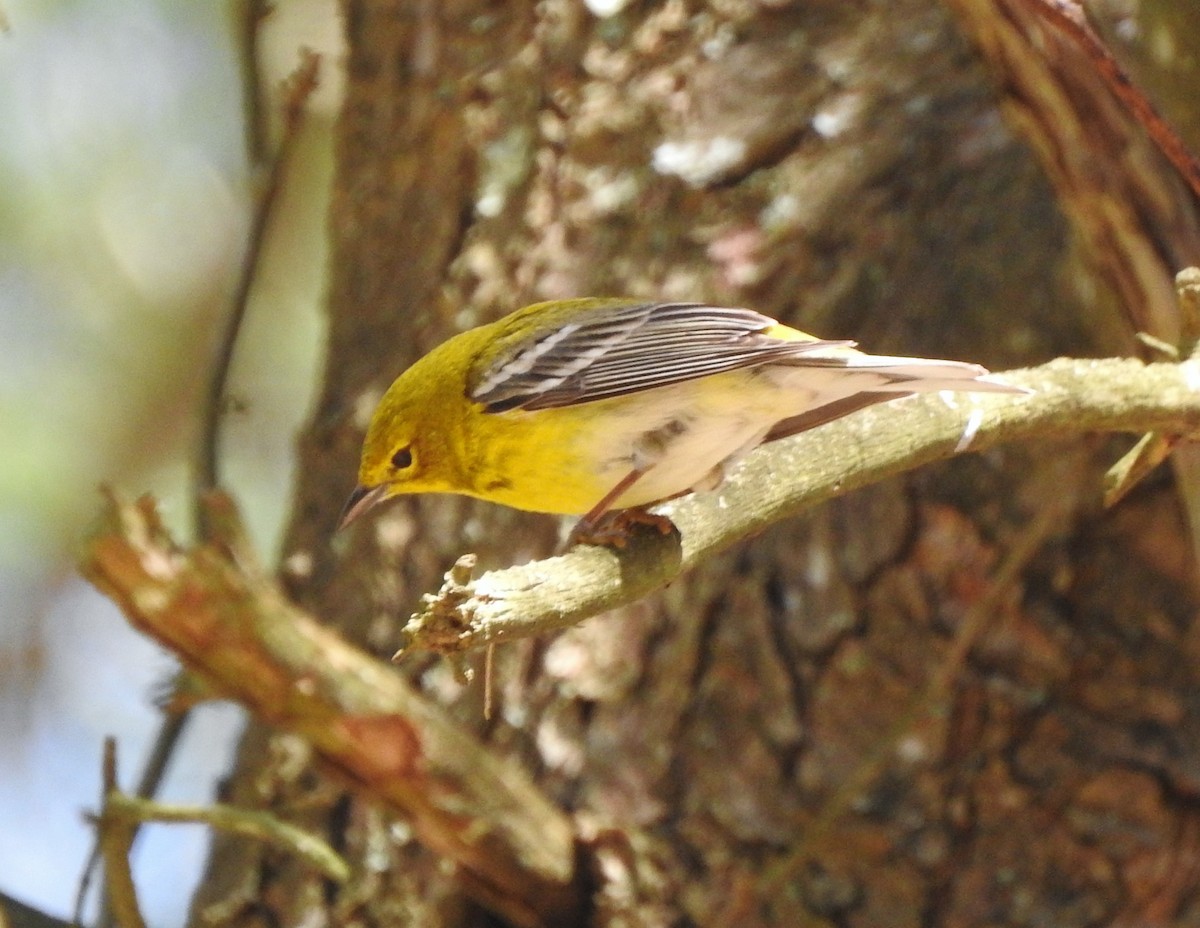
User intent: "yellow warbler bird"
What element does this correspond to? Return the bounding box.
[341,298,1022,535]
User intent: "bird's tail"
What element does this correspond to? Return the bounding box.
[839,356,1025,394]
[763,355,1027,443]
[782,353,1027,394]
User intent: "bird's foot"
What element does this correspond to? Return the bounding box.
[567,507,675,548]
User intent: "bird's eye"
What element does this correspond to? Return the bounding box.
[391,446,413,470]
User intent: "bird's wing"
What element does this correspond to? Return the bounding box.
[469,301,849,413]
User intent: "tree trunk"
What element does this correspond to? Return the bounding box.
[187,1,1200,925]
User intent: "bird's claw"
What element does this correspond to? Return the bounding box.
[567,508,675,548]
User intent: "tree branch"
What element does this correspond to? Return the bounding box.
[79,493,582,928]
[399,356,1200,652]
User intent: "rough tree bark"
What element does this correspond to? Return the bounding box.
[175,1,1200,926]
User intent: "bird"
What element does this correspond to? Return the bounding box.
[340,298,1023,540]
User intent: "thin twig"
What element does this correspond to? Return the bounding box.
[484,643,496,720]
[1104,431,1178,508]
[95,741,147,928]
[1105,269,1200,507]
[101,796,351,883]
[73,759,105,928]
[193,49,321,539]
[235,0,271,167]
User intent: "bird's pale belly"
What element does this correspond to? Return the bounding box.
[467,376,791,515]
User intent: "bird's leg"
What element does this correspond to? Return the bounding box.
[567,469,644,548]
[567,469,675,548]
[582,468,645,524]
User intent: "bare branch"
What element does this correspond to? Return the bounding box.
[79,493,582,928]
[399,356,1200,652]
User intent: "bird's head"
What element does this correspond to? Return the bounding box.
[338,351,468,530]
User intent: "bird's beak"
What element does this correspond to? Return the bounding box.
[338,483,390,531]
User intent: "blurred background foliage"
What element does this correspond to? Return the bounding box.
[0,0,337,922]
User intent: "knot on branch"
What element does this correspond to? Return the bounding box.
[395,554,486,657]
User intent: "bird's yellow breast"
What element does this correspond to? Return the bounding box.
[459,370,790,515]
